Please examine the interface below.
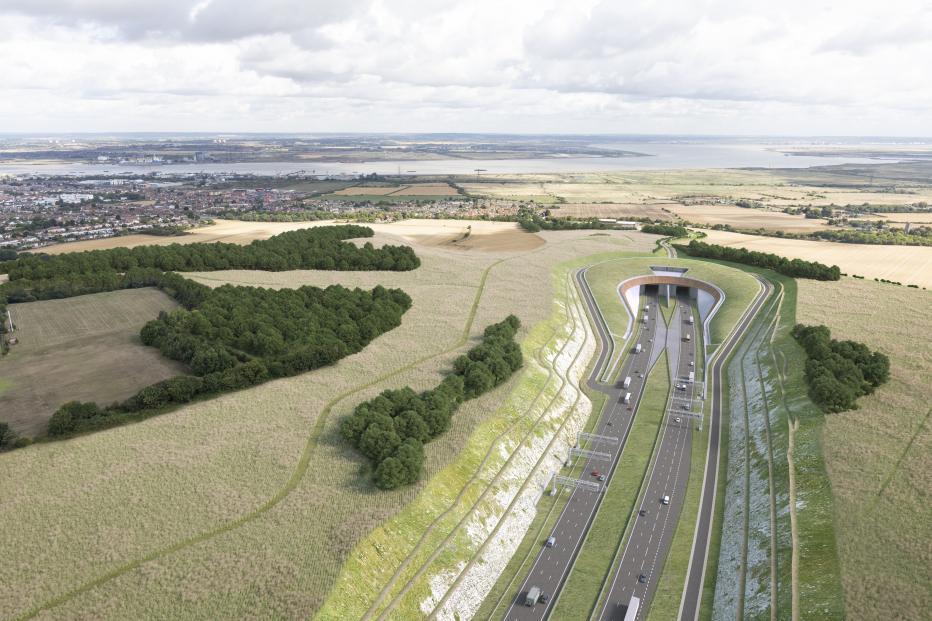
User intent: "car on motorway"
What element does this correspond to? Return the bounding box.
[545,536,556,548]
[639,508,647,516]
[662,495,670,505]
[599,474,606,481]
[638,574,647,583]
[539,593,550,604]
[591,470,601,477]
[675,417,682,423]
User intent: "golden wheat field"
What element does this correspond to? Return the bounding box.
[0,229,658,620]
[796,278,932,620]
[700,229,932,288]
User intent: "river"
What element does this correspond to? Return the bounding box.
[0,141,896,177]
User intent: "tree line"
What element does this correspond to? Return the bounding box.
[48,283,412,437]
[640,223,689,237]
[675,240,841,280]
[0,225,419,281]
[791,324,890,413]
[515,208,611,233]
[340,315,523,490]
[811,227,932,246]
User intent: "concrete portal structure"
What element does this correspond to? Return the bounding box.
[617,266,724,346]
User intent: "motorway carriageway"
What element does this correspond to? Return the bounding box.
[503,267,771,621]
[504,269,666,621]
[596,292,697,620]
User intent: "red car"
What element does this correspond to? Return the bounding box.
[591,470,601,477]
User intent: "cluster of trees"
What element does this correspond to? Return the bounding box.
[340,315,523,489]
[675,240,841,281]
[515,208,610,233]
[48,284,412,437]
[641,223,689,237]
[139,225,190,237]
[791,324,890,413]
[0,225,419,281]
[216,210,337,222]
[811,227,932,246]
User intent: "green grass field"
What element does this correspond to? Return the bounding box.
[691,265,844,621]
[0,288,183,436]
[0,230,659,621]
[796,277,932,620]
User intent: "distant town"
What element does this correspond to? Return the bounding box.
[0,173,534,250]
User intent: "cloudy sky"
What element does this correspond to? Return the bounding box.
[1,0,930,135]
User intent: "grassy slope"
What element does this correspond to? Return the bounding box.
[315,265,588,620]
[550,350,671,620]
[582,255,759,347]
[796,278,932,620]
[693,262,843,620]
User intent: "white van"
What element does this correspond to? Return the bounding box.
[661,495,670,505]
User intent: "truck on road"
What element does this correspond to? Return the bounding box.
[635,343,642,354]
[688,314,695,325]
[623,376,632,389]
[525,586,541,606]
[688,371,695,383]
[624,392,632,404]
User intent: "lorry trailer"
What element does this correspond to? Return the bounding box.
[623,376,632,389]
[525,586,541,607]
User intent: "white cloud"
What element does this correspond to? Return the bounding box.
[0,0,929,134]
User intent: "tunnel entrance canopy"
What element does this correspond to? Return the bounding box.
[617,266,725,344]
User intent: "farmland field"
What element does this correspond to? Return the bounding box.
[796,278,932,620]
[0,228,659,620]
[28,218,538,255]
[461,165,932,217]
[700,229,932,288]
[0,288,183,436]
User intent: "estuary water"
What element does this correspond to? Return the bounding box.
[0,141,894,177]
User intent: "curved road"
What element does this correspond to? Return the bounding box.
[499,264,772,621]
[677,274,772,621]
[502,268,663,621]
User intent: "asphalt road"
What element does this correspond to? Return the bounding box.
[502,267,773,621]
[677,275,772,621]
[502,268,663,621]
[596,293,698,621]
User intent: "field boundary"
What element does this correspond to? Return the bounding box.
[12,258,506,621]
